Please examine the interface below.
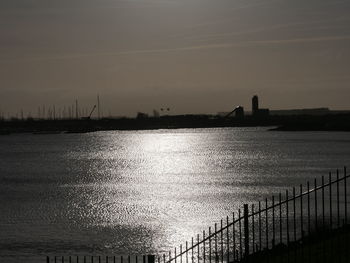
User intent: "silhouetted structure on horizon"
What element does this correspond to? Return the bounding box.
[252,95,269,118]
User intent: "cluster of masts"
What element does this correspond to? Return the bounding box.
[0,95,102,121]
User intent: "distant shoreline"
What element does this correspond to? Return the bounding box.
[1,113,350,135]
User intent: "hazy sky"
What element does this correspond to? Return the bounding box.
[1,0,350,117]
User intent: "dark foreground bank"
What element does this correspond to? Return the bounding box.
[244,224,350,263]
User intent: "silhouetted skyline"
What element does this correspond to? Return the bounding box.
[1,0,350,117]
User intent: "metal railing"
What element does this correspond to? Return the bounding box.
[159,167,349,263]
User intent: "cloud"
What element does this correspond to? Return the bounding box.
[1,35,350,63]
[246,35,350,45]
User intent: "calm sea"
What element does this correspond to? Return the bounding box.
[0,127,349,262]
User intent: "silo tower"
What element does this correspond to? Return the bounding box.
[252,95,259,115]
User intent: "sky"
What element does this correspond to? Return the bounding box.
[1,0,350,117]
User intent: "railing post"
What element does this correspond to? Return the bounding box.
[322,176,325,228]
[239,209,242,260]
[180,245,183,263]
[197,234,200,263]
[329,172,333,228]
[244,204,250,257]
[191,237,194,263]
[233,213,236,261]
[272,196,275,247]
[265,198,269,250]
[186,242,188,263]
[337,169,340,227]
[279,193,282,244]
[252,204,255,253]
[220,220,224,263]
[293,187,296,242]
[215,223,218,263]
[258,202,261,251]
[300,184,303,240]
[286,190,289,245]
[226,217,229,263]
[315,178,318,230]
[307,182,311,235]
[204,230,206,263]
[209,227,212,263]
[345,166,347,224]
[47,256,50,263]
[148,255,155,263]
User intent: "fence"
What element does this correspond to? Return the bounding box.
[160,167,349,263]
[46,255,155,263]
[47,167,349,263]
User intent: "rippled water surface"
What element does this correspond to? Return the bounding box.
[1,127,350,262]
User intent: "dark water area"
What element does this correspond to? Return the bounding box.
[0,127,349,262]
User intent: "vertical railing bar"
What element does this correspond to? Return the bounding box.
[322,176,325,228]
[252,204,255,253]
[191,238,194,263]
[272,195,275,247]
[239,210,242,260]
[258,202,262,251]
[180,244,182,263]
[265,198,269,250]
[233,213,236,261]
[215,223,218,263]
[315,178,318,230]
[243,204,249,257]
[293,187,296,242]
[175,247,177,263]
[203,231,206,263]
[300,184,304,240]
[186,242,188,263]
[345,166,348,224]
[337,169,340,227]
[226,217,229,263]
[300,184,304,263]
[307,181,311,235]
[330,172,333,228]
[209,227,212,263]
[220,220,224,263]
[197,234,200,263]
[286,190,289,245]
[279,193,282,245]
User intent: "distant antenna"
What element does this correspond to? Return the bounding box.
[97,94,100,119]
[75,99,78,119]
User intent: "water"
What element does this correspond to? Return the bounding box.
[0,127,349,262]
